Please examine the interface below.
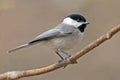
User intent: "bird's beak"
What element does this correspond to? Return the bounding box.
[85,22,90,25]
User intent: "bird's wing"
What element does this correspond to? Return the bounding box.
[29,28,73,44]
[8,28,74,53]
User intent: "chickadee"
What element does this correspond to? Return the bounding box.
[8,14,89,62]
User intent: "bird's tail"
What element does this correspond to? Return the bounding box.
[8,43,30,53]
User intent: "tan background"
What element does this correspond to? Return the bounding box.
[0,0,120,80]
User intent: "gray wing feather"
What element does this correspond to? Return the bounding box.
[29,25,75,44]
[29,29,61,44]
[8,29,60,53]
[35,29,60,40]
[34,23,75,41]
[8,43,29,53]
[8,24,75,53]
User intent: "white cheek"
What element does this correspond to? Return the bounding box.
[63,17,84,27]
[73,22,84,28]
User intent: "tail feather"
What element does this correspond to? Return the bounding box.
[8,43,30,53]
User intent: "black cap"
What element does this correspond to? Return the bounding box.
[67,14,86,22]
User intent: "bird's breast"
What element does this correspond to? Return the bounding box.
[49,30,83,50]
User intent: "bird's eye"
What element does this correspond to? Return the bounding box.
[77,19,80,22]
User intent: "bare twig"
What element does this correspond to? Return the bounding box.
[0,24,120,80]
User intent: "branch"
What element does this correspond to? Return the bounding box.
[0,24,120,80]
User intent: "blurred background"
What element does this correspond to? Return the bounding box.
[0,0,120,80]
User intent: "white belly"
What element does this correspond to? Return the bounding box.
[49,30,83,50]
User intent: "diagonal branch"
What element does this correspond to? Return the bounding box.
[0,24,120,80]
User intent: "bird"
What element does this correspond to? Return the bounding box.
[8,14,89,62]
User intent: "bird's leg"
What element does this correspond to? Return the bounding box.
[57,48,77,64]
[56,50,64,60]
[57,48,71,58]
[55,48,77,68]
[56,48,71,63]
[55,49,65,63]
